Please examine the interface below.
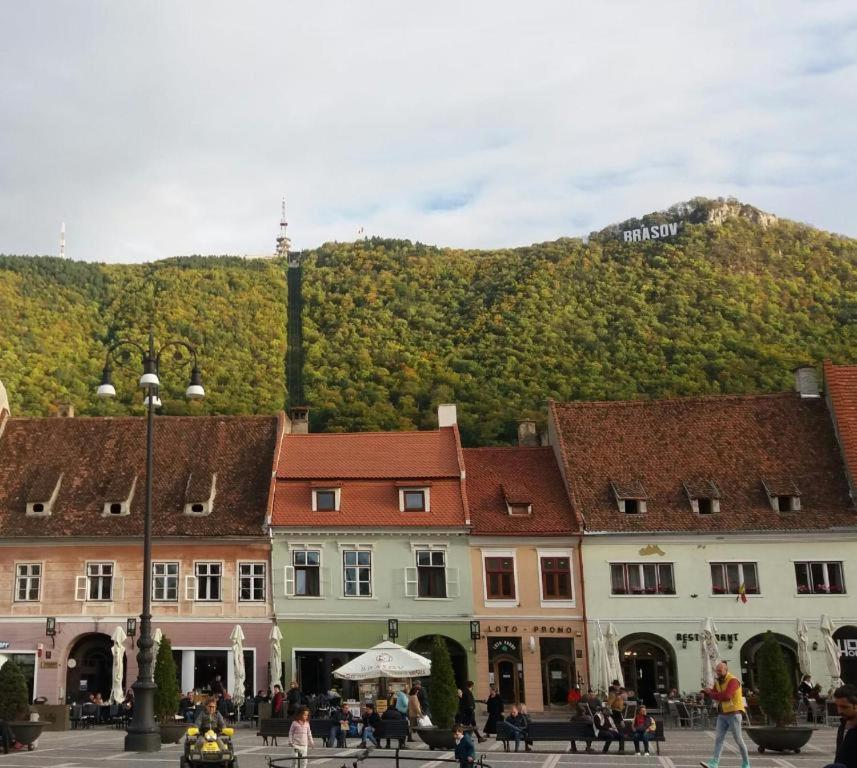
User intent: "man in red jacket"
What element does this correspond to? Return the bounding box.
[272,684,285,717]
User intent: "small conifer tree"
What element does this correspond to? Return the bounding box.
[153,637,180,723]
[428,636,458,730]
[757,631,793,727]
[0,660,30,721]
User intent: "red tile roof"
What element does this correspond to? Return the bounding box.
[825,360,857,499]
[272,427,468,527]
[464,447,580,535]
[549,392,855,533]
[276,428,462,478]
[0,415,279,537]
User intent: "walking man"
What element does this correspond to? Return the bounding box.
[700,661,750,768]
[458,681,486,743]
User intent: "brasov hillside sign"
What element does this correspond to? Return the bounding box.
[623,222,681,242]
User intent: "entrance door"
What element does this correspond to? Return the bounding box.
[494,657,519,704]
[542,656,572,705]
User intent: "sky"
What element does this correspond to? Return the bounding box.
[1,1,855,263]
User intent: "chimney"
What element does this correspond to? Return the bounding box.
[289,406,310,435]
[437,404,457,428]
[517,420,539,447]
[794,366,820,399]
[56,402,75,418]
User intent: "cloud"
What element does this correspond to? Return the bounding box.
[0,0,856,262]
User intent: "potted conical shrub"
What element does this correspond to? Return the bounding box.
[415,636,466,750]
[153,637,185,744]
[745,632,813,754]
[0,660,43,751]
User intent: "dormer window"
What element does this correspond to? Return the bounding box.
[312,485,341,512]
[26,473,63,517]
[507,503,532,517]
[502,484,532,516]
[397,483,431,512]
[102,474,137,517]
[683,479,721,515]
[184,472,217,516]
[762,479,801,513]
[611,479,647,515]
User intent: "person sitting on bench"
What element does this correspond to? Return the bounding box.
[381,702,403,748]
[505,705,532,753]
[570,704,595,754]
[593,705,625,753]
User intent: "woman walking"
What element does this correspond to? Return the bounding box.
[484,686,504,736]
[407,686,423,742]
[289,706,314,768]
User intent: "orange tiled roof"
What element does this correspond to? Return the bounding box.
[825,360,857,498]
[463,447,580,535]
[549,392,855,532]
[0,415,278,537]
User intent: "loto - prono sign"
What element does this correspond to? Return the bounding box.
[623,222,681,242]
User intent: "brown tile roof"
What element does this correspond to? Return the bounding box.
[825,360,857,499]
[463,447,580,536]
[275,428,462,478]
[272,427,467,527]
[0,415,279,537]
[549,392,855,533]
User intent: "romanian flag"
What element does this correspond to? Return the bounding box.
[737,583,748,604]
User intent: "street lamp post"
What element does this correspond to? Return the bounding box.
[96,330,204,752]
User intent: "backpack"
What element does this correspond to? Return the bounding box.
[395,690,409,714]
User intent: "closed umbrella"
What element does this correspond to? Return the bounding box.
[593,622,612,694]
[605,623,624,689]
[333,641,430,680]
[230,625,246,706]
[110,626,127,705]
[700,618,721,689]
[152,627,163,669]
[820,614,843,687]
[269,625,283,692]
[796,619,812,677]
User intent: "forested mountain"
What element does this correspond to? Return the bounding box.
[1,198,854,445]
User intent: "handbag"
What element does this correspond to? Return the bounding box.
[417,715,432,727]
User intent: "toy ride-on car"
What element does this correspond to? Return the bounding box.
[180,725,238,768]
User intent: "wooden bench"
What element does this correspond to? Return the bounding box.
[376,719,409,748]
[257,718,292,746]
[495,719,665,755]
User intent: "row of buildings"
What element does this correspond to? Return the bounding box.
[0,362,855,712]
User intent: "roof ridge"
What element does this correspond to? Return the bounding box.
[553,391,797,409]
[283,428,447,438]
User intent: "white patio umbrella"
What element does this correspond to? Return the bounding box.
[820,614,843,687]
[110,626,127,705]
[605,623,624,688]
[700,618,721,689]
[230,625,246,706]
[269,625,283,692]
[333,641,431,680]
[152,627,164,669]
[593,622,612,694]
[796,619,812,677]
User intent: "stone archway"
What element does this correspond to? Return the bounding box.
[407,635,468,690]
[66,633,119,704]
[740,633,798,692]
[618,632,677,706]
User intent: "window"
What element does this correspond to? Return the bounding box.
[622,499,641,514]
[610,563,675,595]
[777,495,799,512]
[710,562,759,595]
[343,550,372,597]
[15,563,41,602]
[293,550,321,596]
[611,480,647,515]
[153,562,179,601]
[795,562,845,594]
[541,556,572,599]
[239,562,266,601]
[507,503,531,517]
[416,550,446,597]
[485,557,516,600]
[315,491,336,511]
[195,562,222,601]
[403,490,426,511]
[87,562,114,601]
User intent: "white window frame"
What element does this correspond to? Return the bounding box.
[794,560,846,595]
[406,543,457,599]
[238,561,267,602]
[399,487,431,512]
[14,562,43,602]
[190,561,223,602]
[708,561,760,597]
[285,544,326,598]
[77,561,116,602]
[340,544,374,599]
[312,488,341,512]
[536,548,575,607]
[152,561,180,602]
[609,562,676,597]
[481,549,518,607]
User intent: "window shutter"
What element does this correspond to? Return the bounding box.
[405,567,418,597]
[320,567,330,597]
[446,567,460,598]
[284,566,295,596]
[185,574,197,601]
[75,576,87,601]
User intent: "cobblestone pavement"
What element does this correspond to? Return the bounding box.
[0,725,837,768]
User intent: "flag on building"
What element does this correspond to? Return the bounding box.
[737,583,748,603]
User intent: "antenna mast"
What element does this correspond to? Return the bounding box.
[275,197,291,259]
[60,222,66,259]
